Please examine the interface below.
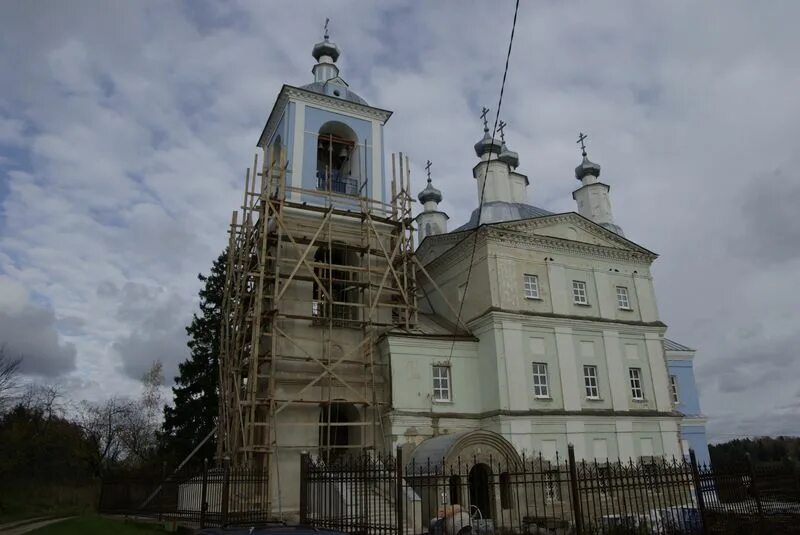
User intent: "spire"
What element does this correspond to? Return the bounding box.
[574,131,601,182]
[473,106,503,158]
[497,120,520,169]
[418,160,443,205]
[415,159,449,242]
[571,132,624,236]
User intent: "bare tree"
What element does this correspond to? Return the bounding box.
[0,345,23,413]
[76,396,136,475]
[19,382,66,419]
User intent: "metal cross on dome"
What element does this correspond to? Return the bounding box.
[324,18,330,40]
[498,120,507,143]
[480,107,490,131]
[425,160,432,182]
[577,132,588,157]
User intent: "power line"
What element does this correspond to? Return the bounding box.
[445,0,521,366]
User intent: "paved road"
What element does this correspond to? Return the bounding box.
[0,517,73,535]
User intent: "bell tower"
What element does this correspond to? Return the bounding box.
[256,21,392,207]
[218,21,416,516]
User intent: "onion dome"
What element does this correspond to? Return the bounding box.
[474,130,504,158]
[575,155,601,181]
[312,22,340,62]
[418,177,442,204]
[499,142,520,168]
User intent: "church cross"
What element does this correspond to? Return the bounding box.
[480,107,490,131]
[577,132,588,156]
[324,18,330,40]
[498,120,507,143]
[425,160,432,182]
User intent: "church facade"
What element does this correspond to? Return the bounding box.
[230,27,707,515]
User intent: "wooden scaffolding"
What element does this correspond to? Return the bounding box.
[218,145,417,510]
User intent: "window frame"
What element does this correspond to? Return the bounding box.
[629,367,644,400]
[616,286,631,310]
[432,365,452,402]
[523,274,540,299]
[532,362,550,399]
[583,365,600,399]
[669,374,680,404]
[572,280,588,305]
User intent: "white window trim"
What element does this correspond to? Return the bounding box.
[629,367,644,400]
[583,365,600,399]
[532,362,550,399]
[669,375,680,404]
[523,274,540,299]
[432,365,452,402]
[572,280,588,305]
[616,286,631,310]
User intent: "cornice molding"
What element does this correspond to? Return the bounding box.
[467,307,668,331]
[258,85,393,147]
[390,408,682,420]
[287,85,393,122]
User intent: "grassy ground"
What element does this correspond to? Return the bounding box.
[0,482,98,523]
[28,515,170,534]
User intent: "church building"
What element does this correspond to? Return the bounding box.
[219,26,709,516]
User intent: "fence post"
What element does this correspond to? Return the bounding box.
[396,446,404,535]
[567,444,583,535]
[159,461,166,521]
[689,449,708,534]
[745,453,764,522]
[221,457,231,526]
[299,451,309,525]
[200,458,209,528]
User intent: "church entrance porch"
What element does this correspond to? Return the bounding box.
[404,430,522,526]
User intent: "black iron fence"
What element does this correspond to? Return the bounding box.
[99,448,800,533]
[99,459,271,528]
[300,447,800,535]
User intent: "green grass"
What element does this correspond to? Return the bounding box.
[28,515,170,534]
[0,482,98,523]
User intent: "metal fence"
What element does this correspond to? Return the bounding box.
[99,460,271,528]
[300,446,800,535]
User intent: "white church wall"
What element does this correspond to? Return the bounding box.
[386,337,481,413]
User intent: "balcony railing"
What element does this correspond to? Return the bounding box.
[316,170,359,196]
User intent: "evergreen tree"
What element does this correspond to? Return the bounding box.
[161,250,227,467]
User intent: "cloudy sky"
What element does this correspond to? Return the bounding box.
[1,1,799,442]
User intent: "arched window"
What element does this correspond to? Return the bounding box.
[316,121,362,195]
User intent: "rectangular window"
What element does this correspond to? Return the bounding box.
[432,365,451,402]
[629,368,644,400]
[523,274,540,299]
[616,286,631,309]
[532,362,550,398]
[670,375,679,404]
[583,365,599,399]
[572,280,588,304]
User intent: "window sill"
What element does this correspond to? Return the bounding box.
[618,307,633,311]
[632,398,648,403]
[525,296,542,301]
[574,302,591,307]
[533,396,553,401]
[433,399,454,404]
[585,397,604,402]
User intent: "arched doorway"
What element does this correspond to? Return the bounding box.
[319,402,359,462]
[468,463,493,519]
